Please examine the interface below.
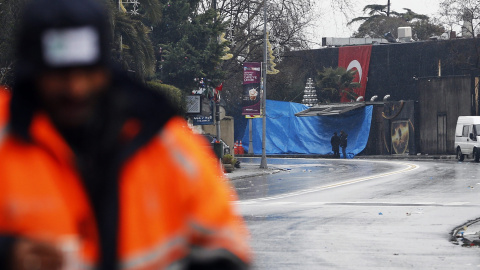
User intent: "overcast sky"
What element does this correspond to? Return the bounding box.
[307,0,445,48]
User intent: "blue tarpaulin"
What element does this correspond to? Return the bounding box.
[241,100,373,158]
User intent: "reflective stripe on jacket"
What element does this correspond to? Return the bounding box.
[0,113,251,269]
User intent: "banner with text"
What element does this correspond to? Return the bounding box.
[338,45,372,102]
[192,97,214,125]
[242,62,261,115]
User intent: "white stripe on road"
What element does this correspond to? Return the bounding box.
[237,201,474,207]
[267,202,296,206]
[235,161,419,205]
[445,202,471,206]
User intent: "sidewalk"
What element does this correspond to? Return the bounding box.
[355,154,456,160]
[224,163,282,181]
[237,153,457,160]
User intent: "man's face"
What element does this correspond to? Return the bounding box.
[36,67,110,129]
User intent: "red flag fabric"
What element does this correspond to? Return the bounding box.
[215,83,223,91]
[338,45,372,103]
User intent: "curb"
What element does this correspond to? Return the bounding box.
[228,169,282,181]
[236,154,457,160]
[355,155,457,160]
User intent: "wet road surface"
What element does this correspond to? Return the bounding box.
[234,158,480,269]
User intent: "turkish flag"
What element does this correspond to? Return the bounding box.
[338,45,372,102]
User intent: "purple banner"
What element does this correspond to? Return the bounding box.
[242,62,261,115]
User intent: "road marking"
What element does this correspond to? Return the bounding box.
[302,202,326,206]
[237,201,479,207]
[445,202,470,206]
[236,162,419,205]
[268,202,295,205]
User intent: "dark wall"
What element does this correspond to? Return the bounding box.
[274,39,480,155]
[361,105,387,155]
[276,48,338,90]
[417,76,471,154]
[368,40,476,102]
[281,38,478,102]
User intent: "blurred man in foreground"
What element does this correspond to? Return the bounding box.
[0,0,251,269]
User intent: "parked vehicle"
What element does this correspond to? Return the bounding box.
[455,116,480,161]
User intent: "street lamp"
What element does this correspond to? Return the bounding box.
[260,0,268,169]
[212,0,221,150]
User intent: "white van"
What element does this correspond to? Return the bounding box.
[455,116,480,161]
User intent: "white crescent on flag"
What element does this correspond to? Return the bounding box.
[346,60,363,83]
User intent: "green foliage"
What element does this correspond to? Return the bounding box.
[351,5,444,40]
[0,0,27,86]
[0,0,228,88]
[316,67,360,103]
[400,8,429,22]
[411,19,446,41]
[146,80,185,112]
[151,0,228,93]
[221,154,237,165]
[0,0,158,83]
[353,16,409,39]
[348,4,392,25]
[112,11,156,79]
[133,0,163,26]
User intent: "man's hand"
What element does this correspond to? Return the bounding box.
[11,238,63,270]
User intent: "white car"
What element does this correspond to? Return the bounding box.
[455,116,480,161]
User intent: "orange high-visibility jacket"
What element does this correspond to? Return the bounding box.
[0,112,251,269]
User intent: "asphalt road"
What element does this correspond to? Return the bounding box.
[234,158,480,269]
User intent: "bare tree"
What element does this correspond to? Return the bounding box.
[207,0,314,67]
[439,0,480,70]
[439,0,480,37]
[198,0,317,112]
[194,0,357,118]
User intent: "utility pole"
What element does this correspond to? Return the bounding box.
[213,0,221,146]
[260,0,268,169]
[387,0,391,17]
[118,0,123,60]
[247,0,254,155]
[248,118,253,154]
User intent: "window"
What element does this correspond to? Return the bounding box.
[463,125,470,137]
[475,125,480,137]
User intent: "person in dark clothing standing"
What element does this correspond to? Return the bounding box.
[331,132,340,158]
[340,130,348,159]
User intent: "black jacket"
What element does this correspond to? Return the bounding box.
[331,135,340,148]
[340,134,348,148]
